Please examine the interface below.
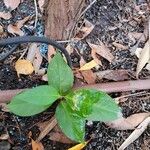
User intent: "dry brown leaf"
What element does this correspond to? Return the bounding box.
[31,139,44,150]
[32,47,43,73]
[136,41,150,78]
[118,117,150,150]
[0,103,9,112]
[79,60,98,71]
[66,44,74,55]
[47,45,56,62]
[128,32,146,42]
[7,16,30,36]
[68,142,88,150]
[145,61,150,70]
[76,19,94,39]
[49,126,74,144]
[15,59,34,76]
[27,43,38,62]
[0,11,12,20]
[38,0,45,12]
[91,47,102,65]
[81,70,96,84]
[96,70,129,81]
[4,0,21,10]
[0,134,9,140]
[112,42,128,50]
[41,74,48,81]
[37,117,57,141]
[88,42,114,63]
[0,25,3,34]
[106,112,150,130]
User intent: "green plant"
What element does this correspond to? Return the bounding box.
[8,53,121,142]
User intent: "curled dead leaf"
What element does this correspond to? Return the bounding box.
[4,0,21,10]
[7,16,30,36]
[88,42,114,63]
[106,112,150,130]
[76,19,94,39]
[15,59,34,76]
[0,11,12,20]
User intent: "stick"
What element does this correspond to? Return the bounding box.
[0,79,150,103]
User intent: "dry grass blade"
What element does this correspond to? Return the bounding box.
[118,117,150,150]
[37,117,57,142]
[136,41,150,78]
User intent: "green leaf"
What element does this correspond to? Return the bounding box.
[48,53,74,94]
[8,99,49,116]
[65,89,121,121]
[56,100,85,142]
[10,85,61,106]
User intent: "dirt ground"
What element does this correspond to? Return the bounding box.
[0,0,150,150]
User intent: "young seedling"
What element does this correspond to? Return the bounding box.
[8,53,121,142]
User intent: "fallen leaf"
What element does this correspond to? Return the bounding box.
[79,60,98,71]
[81,70,96,84]
[136,41,150,78]
[0,103,9,112]
[118,117,150,150]
[128,32,147,42]
[38,0,45,12]
[106,112,150,130]
[37,117,57,141]
[145,61,150,70]
[33,50,43,73]
[4,0,21,10]
[96,70,129,81]
[66,44,74,55]
[0,11,12,20]
[41,74,48,81]
[15,59,34,76]
[91,47,102,65]
[0,25,4,34]
[47,45,56,62]
[0,134,9,140]
[112,42,128,50]
[27,43,38,62]
[31,139,44,150]
[68,142,88,150]
[7,16,30,36]
[76,19,94,39]
[134,48,142,58]
[88,42,114,63]
[49,125,74,144]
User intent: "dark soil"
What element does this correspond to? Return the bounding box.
[0,0,150,150]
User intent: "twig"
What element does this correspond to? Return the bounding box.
[0,79,150,103]
[37,116,57,142]
[118,117,150,150]
[34,0,38,28]
[78,0,97,20]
